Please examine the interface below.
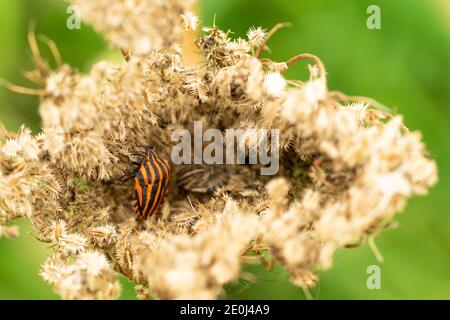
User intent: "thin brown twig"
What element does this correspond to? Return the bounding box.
[256,22,291,58]
[284,53,326,81]
[329,90,391,112]
[121,48,131,62]
[0,78,46,96]
[38,35,63,68]
[28,21,49,78]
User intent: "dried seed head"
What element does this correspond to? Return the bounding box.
[247,26,266,47]
[181,11,199,31]
[264,72,286,98]
[0,3,437,300]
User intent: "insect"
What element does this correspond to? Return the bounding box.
[132,147,172,220]
[177,164,228,193]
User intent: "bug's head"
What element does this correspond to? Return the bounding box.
[146,147,172,172]
[145,146,157,159]
[142,144,155,152]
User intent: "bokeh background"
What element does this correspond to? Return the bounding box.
[0,0,449,299]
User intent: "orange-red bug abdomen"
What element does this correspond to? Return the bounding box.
[132,149,171,219]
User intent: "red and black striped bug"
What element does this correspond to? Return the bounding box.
[133,148,172,219]
[127,146,172,220]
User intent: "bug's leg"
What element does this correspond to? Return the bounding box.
[135,213,145,223]
[130,151,146,158]
[105,176,129,185]
[114,174,134,185]
[112,168,138,185]
[121,175,135,184]
[128,152,147,168]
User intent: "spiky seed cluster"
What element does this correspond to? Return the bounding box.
[71,0,195,55]
[132,208,258,299]
[40,251,121,299]
[0,0,437,299]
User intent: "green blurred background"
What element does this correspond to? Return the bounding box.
[0,0,449,299]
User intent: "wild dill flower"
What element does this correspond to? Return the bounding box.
[247,26,267,47]
[181,11,199,31]
[264,72,287,98]
[71,0,195,54]
[227,38,251,59]
[0,0,437,300]
[40,251,120,299]
[59,233,88,254]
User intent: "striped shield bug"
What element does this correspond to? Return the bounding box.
[130,146,172,220]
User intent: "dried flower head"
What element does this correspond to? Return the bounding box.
[0,0,437,300]
[247,26,267,47]
[181,11,199,31]
[71,0,195,54]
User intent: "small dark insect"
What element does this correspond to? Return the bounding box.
[177,164,228,193]
[132,147,172,220]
